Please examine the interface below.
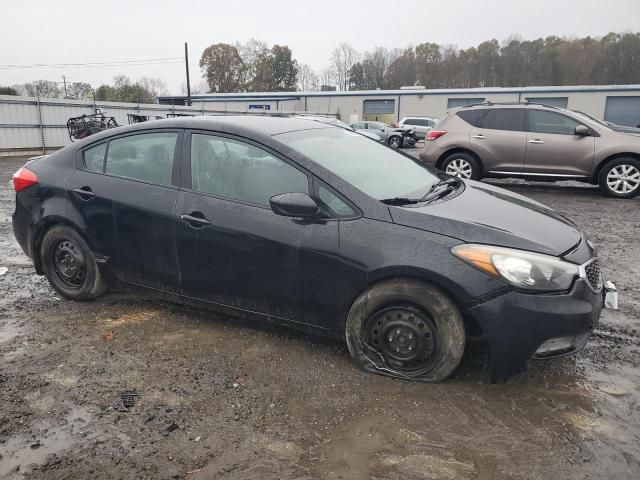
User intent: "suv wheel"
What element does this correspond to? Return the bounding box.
[599,158,640,198]
[441,152,480,180]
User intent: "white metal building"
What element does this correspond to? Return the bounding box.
[2,85,640,156]
[159,85,640,127]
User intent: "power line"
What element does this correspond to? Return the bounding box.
[0,57,184,69]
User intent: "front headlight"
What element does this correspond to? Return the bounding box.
[451,244,580,292]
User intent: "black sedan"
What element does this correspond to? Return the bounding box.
[11,116,616,382]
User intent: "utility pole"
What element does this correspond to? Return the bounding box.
[184,42,192,106]
[62,75,68,99]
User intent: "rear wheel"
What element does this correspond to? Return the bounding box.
[41,225,107,301]
[598,158,640,198]
[345,279,465,383]
[441,152,480,180]
[388,136,402,149]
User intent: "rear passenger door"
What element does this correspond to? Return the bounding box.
[101,130,182,289]
[523,109,595,176]
[468,108,527,174]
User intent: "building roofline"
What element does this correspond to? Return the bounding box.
[159,84,640,102]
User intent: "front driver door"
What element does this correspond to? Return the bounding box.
[524,109,595,177]
[174,131,340,327]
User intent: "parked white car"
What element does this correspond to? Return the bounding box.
[397,116,439,140]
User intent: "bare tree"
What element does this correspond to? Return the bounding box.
[181,79,209,95]
[21,80,62,98]
[298,64,319,91]
[330,43,360,90]
[320,68,337,90]
[235,38,269,87]
[139,77,169,98]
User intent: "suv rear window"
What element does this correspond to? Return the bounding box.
[457,110,486,128]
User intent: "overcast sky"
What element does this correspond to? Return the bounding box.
[1,0,639,94]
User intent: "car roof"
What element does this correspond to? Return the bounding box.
[93,115,330,139]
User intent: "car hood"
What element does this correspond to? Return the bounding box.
[388,180,582,256]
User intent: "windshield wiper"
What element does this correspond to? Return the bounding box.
[420,177,462,203]
[380,197,421,206]
[381,178,463,206]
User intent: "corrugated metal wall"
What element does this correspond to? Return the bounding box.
[0,95,318,156]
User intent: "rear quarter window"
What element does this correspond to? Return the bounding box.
[457,110,487,128]
[84,143,106,172]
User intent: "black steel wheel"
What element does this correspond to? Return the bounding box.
[41,225,107,301]
[51,239,86,290]
[345,278,465,383]
[365,305,439,375]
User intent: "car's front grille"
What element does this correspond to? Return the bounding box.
[584,259,602,291]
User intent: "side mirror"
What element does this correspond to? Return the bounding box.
[270,193,319,218]
[575,125,590,136]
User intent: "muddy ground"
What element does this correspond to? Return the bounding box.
[1,154,639,479]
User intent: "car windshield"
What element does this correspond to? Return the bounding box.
[569,110,613,131]
[276,127,440,199]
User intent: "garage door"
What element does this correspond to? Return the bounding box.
[525,97,568,108]
[363,99,395,123]
[604,96,640,127]
[447,97,485,108]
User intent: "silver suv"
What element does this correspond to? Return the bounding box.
[397,116,438,139]
[419,102,640,198]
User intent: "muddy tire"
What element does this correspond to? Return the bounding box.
[388,135,402,149]
[441,152,481,180]
[345,278,465,383]
[598,157,640,198]
[41,225,107,301]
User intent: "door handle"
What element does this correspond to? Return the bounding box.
[472,134,486,139]
[528,139,545,144]
[72,187,96,200]
[180,213,211,228]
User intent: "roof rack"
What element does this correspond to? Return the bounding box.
[463,100,561,110]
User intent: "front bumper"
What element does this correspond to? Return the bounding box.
[469,278,606,382]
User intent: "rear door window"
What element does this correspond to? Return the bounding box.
[105,132,177,185]
[528,110,582,135]
[482,109,526,131]
[190,133,309,207]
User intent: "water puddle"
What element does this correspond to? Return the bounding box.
[0,407,96,477]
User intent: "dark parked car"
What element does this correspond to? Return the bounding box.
[12,116,617,382]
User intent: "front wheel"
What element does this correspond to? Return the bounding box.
[388,136,401,149]
[41,225,107,301]
[345,279,465,383]
[598,158,640,198]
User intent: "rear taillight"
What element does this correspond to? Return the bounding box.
[426,130,447,141]
[13,167,38,192]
